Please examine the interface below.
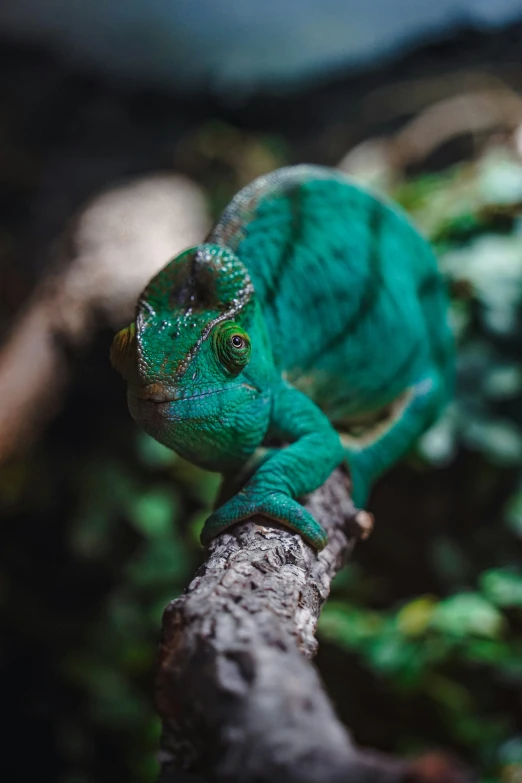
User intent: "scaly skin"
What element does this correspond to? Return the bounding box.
[111,166,454,550]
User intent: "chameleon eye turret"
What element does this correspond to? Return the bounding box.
[113,165,453,551]
[213,322,251,375]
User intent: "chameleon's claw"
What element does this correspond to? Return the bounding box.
[200,490,328,551]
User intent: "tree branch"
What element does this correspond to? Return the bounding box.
[155,469,468,783]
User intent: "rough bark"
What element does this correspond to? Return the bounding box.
[155,470,468,783]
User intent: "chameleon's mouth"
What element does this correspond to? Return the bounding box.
[135,383,175,403]
[132,381,260,405]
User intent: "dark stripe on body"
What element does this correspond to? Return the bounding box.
[418,272,443,299]
[263,185,304,307]
[300,203,385,371]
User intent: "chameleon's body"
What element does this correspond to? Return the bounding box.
[111,166,453,550]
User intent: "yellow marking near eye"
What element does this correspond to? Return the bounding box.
[110,323,136,379]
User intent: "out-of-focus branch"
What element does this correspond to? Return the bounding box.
[0,174,210,461]
[155,469,469,783]
[340,86,522,185]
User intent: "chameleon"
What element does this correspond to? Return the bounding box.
[111,165,454,551]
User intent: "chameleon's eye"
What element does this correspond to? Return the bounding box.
[213,322,251,374]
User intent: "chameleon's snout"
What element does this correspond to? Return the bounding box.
[111,325,175,404]
[136,383,176,403]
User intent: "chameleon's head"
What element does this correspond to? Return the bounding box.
[111,244,274,471]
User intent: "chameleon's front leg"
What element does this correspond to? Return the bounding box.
[200,384,344,550]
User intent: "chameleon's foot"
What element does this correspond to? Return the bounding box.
[200,490,328,551]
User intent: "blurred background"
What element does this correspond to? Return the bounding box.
[1,2,522,782]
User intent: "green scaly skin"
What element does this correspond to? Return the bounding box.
[111,166,454,551]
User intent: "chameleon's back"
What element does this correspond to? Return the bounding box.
[208,166,453,421]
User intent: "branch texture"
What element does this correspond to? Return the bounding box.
[155,470,467,783]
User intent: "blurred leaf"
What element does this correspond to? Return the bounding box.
[504,490,522,538]
[462,419,522,466]
[425,673,473,712]
[366,633,422,681]
[397,595,437,636]
[431,593,506,639]
[419,412,458,465]
[129,488,178,539]
[135,432,176,469]
[125,536,188,588]
[319,603,384,650]
[170,458,221,506]
[479,152,522,206]
[484,365,522,400]
[499,738,522,766]
[481,568,522,608]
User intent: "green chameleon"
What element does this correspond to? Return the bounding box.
[111,165,453,550]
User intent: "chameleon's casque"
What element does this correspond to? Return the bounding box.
[111,165,454,550]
